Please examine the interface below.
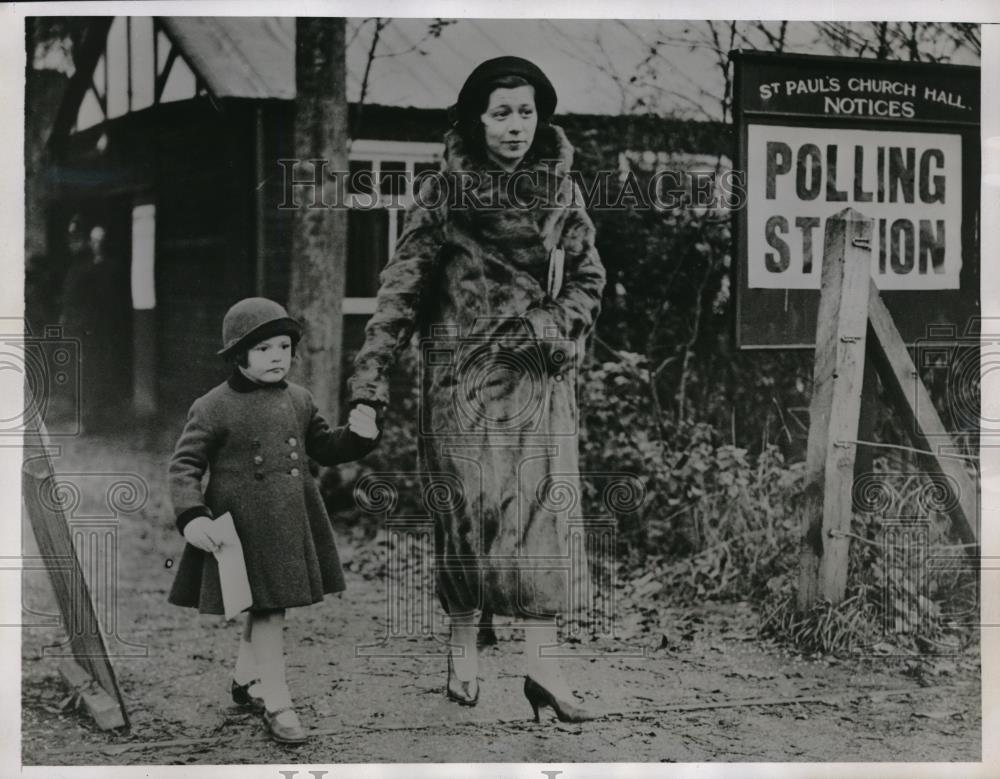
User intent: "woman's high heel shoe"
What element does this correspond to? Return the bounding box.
[523,675,597,723]
[446,654,480,706]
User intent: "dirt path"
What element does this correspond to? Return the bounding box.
[20,433,980,765]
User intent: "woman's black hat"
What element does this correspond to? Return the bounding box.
[454,56,558,123]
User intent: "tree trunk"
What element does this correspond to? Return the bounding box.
[24,22,72,265]
[288,18,349,419]
[24,21,72,335]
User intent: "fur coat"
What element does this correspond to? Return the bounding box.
[348,124,606,617]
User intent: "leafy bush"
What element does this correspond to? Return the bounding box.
[579,348,805,600]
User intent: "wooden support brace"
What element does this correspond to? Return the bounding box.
[59,659,127,731]
[798,208,873,609]
[22,421,130,730]
[866,282,979,546]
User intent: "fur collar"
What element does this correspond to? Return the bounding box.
[438,123,578,245]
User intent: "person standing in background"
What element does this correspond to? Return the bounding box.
[58,217,115,431]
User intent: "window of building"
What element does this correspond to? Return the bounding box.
[344,140,443,315]
[74,17,207,133]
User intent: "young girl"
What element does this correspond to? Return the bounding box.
[167,297,379,744]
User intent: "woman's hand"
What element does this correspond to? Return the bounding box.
[183,516,222,554]
[349,404,380,439]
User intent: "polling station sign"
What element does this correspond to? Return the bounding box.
[732,52,979,348]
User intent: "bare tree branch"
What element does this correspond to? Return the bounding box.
[357,18,387,110]
[545,20,635,114]
[875,22,890,59]
[753,20,789,53]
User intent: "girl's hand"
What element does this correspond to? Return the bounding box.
[349,404,379,439]
[183,516,222,554]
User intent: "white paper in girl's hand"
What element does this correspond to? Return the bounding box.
[212,512,252,620]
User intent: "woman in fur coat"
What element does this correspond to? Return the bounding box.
[348,56,606,722]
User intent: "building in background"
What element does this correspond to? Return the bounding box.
[43,17,728,418]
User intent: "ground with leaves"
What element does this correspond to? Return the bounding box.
[21,432,979,765]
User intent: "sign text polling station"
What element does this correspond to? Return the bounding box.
[732,51,979,348]
[748,126,961,290]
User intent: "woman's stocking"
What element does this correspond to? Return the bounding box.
[448,610,479,682]
[522,617,573,699]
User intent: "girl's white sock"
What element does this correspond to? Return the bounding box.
[259,675,293,711]
[250,610,293,712]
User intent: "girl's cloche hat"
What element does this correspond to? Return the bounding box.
[218,297,303,358]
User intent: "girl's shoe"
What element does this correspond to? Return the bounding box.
[231,679,265,712]
[446,654,480,706]
[263,706,308,745]
[523,675,597,723]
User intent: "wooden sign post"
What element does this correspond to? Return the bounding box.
[798,209,979,609]
[798,208,873,608]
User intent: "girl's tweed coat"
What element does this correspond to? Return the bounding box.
[168,371,377,614]
[348,124,606,618]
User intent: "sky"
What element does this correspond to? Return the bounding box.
[33,17,983,120]
[344,19,982,118]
